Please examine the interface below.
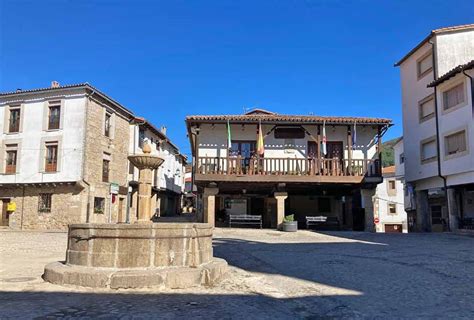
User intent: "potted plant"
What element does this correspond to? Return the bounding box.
[282,214,298,232]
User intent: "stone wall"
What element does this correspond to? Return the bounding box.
[3,184,86,230]
[83,97,130,224]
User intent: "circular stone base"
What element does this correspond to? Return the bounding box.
[43,258,228,289]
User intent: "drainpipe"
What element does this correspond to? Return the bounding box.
[82,89,95,223]
[462,70,474,107]
[429,39,451,231]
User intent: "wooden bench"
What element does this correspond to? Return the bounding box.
[306,216,340,230]
[459,217,474,230]
[228,215,262,229]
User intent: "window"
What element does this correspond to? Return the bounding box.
[274,127,305,139]
[388,180,396,190]
[417,53,432,78]
[443,83,465,110]
[431,205,442,225]
[45,142,58,172]
[138,129,145,148]
[102,159,110,182]
[48,102,61,130]
[318,197,331,213]
[8,107,21,133]
[5,145,18,174]
[421,138,437,163]
[419,96,435,122]
[38,193,52,213]
[399,153,405,164]
[104,112,112,137]
[94,197,105,214]
[388,203,397,215]
[230,141,256,158]
[445,130,467,157]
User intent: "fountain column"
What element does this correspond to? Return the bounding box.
[128,141,164,223]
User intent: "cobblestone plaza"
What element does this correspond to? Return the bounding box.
[1,229,474,319]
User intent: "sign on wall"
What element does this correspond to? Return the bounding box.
[7,202,16,212]
[110,183,119,195]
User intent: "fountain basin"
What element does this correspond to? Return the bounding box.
[43,223,228,289]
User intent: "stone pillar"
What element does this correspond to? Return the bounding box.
[415,190,430,232]
[274,192,288,230]
[137,168,153,223]
[361,188,376,232]
[447,188,459,231]
[203,187,219,227]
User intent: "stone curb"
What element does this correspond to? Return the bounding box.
[43,258,228,290]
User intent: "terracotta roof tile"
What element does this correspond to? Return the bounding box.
[428,60,474,87]
[186,113,392,125]
[394,23,474,67]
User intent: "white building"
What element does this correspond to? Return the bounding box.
[129,117,186,218]
[186,109,391,231]
[373,164,408,233]
[395,24,474,231]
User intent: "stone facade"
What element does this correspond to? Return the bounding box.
[82,97,130,225]
[2,184,86,230]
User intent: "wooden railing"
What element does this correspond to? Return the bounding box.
[197,156,381,177]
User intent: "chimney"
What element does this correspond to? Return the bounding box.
[51,81,60,88]
[160,126,167,135]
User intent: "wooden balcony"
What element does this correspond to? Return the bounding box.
[196,156,381,184]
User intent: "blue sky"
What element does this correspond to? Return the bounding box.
[1,1,473,157]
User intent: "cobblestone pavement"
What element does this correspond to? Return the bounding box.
[1,228,474,319]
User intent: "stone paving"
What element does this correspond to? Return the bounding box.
[1,228,474,319]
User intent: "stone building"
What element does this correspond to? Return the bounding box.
[0,82,185,230]
[128,117,186,221]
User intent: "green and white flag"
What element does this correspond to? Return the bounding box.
[227,120,232,150]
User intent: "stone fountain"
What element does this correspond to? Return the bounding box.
[43,141,227,289]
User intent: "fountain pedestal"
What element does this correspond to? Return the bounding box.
[43,141,228,289]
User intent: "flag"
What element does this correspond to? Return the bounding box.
[257,120,265,156]
[227,120,232,150]
[321,121,327,156]
[352,121,357,147]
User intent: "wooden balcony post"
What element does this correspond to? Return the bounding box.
[317,125,321,175]
[377,126,382,175]
[347,125,352,176]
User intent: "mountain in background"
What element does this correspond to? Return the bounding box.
[381,137,402,167]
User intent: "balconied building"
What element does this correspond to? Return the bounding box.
[128,118,186,219]
[0,82,186,229]
[395,24,474,232]
[186,109,391,231]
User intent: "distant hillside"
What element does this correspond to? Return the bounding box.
[381,137,401,167]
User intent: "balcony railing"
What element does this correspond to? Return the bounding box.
[197,156,381,178]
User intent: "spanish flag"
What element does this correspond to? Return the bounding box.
[257,120,265,156]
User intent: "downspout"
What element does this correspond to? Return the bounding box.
[462,70,474,107]
[429,39,450,231]
[83,89,95,223]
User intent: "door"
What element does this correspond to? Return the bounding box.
[430,205,444,232]
[1,200,10,226]
[307,141,318,158]
[326,141,344,175]
[385,224,403,233]
[118,198,125,223]
[230,141,256,173]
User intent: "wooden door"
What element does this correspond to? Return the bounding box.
[327,142,343,159]
[307,141,318,158]
[1,200,10,226]
[118,198,125,223]
[385,224,403,233]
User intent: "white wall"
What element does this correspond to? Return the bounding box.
[436,70,474,187]
[374,175,408,233]
[0,95,86,183]
[129,124,185,194]
[197,123,379,161]
[399,30,474,190]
